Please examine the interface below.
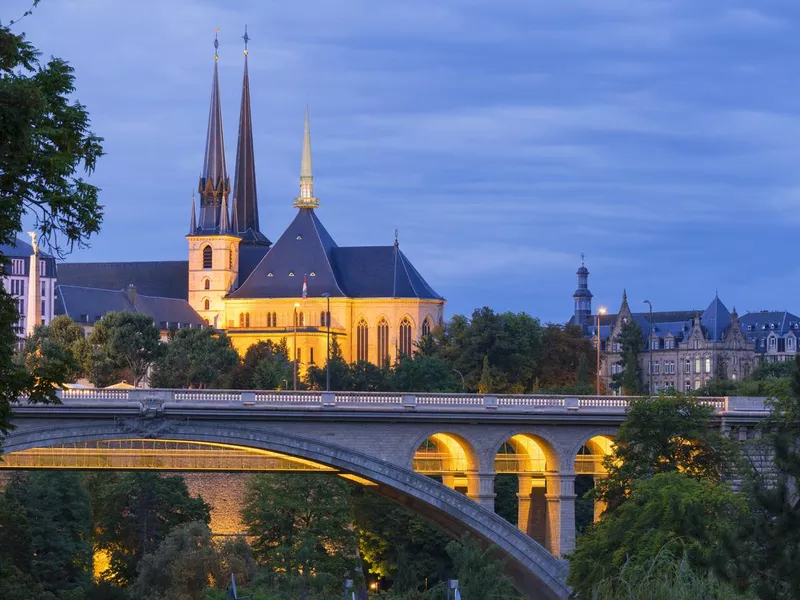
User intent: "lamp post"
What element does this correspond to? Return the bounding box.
[293,302,301,391]
[453,368,465,392]
[596,306,607,395]
[643,300,653,395]
[322,292,331,392]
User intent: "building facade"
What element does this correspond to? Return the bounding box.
[570,259,757,392]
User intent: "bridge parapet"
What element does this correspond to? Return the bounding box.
[45,389,768,416]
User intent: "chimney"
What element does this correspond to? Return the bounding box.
[126,284,137,307]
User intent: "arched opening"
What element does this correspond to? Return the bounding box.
[295,311,304,327]
[202,245,212,269]
[356,319,369,363]
[239,313,244,328]
[203,278,210,290]
[203,298,210,311]
[422,317,432,337]
[377,318,389,365]
[574,435,614,529]
[494,434,554,548]
[245,313,250,328]
[399,317,413,356]
[1,424,569,600]
[412,433,476,493]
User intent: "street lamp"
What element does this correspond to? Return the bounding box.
[453,368,465,392]
[322,292,331,392]
[596,306,607,395]
[293,302,301,391]
[643,300,653,395]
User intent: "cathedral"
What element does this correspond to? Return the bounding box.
[53,34,445,370]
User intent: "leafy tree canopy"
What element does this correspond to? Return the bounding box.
[87,312,161,386]
[150,327,238,389]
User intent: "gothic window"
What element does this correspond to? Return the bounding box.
[399,317,413,356]
[204,298,210,311]
[422,317,432,337]
[229,245,234,270]
[202,245,212,269]
[704,358,711,373]
[377,318,389,365]
[204,279,210,290]
[357,319,369,363]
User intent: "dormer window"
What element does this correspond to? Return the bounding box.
[310,272,316,277]
[289,272,295,277]
[296,235,303,240]
[267,272,274,277]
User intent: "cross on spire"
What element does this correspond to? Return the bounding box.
[243,25,250,55]
[214,28,220,61]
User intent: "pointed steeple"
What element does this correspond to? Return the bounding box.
[220,194,230,233]
[189,192,197,234]
[231,26,270,244]
[197,30,231,234]
[572,253,592,326]
[294,105,318,209]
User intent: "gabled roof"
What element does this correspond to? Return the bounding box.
[332,246,443,299]
[56,261,189,300]
[228,208,344,299]
[228,208,443,301]
[55,285,204,328]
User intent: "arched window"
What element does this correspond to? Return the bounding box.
[357,319,369,363]
[203,298,210,311]
[229,245,234,270]
[245,312,250,328]
[295,311,304,327]
[239,313,244,328]
[377,318,389,365]
[321,310,331,327]
[203,279,210,290]
[267,312,274,327]
[422,317,432,337]
[202,245,212,269]
[204,318,209,326]
[273,312,277,327]
[399,317,413,356]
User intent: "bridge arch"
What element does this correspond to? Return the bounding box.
[2,421,569,600]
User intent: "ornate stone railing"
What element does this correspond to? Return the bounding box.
[44,389,770,415]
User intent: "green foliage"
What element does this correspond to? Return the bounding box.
[699,359,794,399]
[539,324,595,389]
[4,472,92,595]
[19,315,89,385]
[150,327,239,388]
[130,522,221,600]
[478,354,491,393]
[87,472,211,586]
[612,319,644,394]
[595,394,730,511]
[242,474,359,591]
[445,538,518,599]
[304,337,349,391]
[568,473,745,596]
[352,489,452,591]
[347,360,389,391]
[391,354,458,392]
[587,551,754,600]
[493,475,519,527]
[232,339,291,389]
[87,312,161,386]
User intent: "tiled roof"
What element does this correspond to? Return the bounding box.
[701,297,731,341]
[228,208,442,301]
[56,261,189,300]
[739,310,800,337]
[55,285,204,328]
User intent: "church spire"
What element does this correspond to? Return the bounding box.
[571,253,592,326]
[197,30,231,233]
[189,192,197,234]
[231,26,269,244]
[294,105,318,209]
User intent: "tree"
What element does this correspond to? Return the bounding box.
[304,337,348,391]
[19,316,89,385]
[720,356,800,599]
[445,538,518,599]
[0,12,104,434]
[478,355,491,393]
[538,324,594,390]
[87,472,211,585]
[130,522,221,600]
[595,394,730,512]
[88,312,160,386]
[150,328,239,388]
[231,339,290,389]
[348,360,389,391]
[390,354,458,393]
[242,474,359,595]
[612,319,644,394]
[568,472,745,596]
[4,472,92,595]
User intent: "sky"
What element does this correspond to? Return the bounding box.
[6,0,800,322]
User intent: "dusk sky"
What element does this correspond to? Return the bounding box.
[7,0,799,322]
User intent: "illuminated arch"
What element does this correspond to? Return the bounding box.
[377,317,390,365]
[399,316,413,356]
[412,432,478,477]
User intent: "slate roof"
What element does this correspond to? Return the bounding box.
[739,310,800,340]
[582,310,698,341]
[56,285,204,328]
[701,296,731,341]
[237,244,271,285]
[229,208,442,301]
[56,261,189,300]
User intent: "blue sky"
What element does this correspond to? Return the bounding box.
[7,0,800,321]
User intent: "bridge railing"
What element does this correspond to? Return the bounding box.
[46,389,769,415]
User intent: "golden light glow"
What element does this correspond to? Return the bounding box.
[495,434,548,474]
[575,435,616,475]
[93,548,111,581]
[412,433,473,474]
[338,473,377,486]
[598,306,608,315]
[1,439,337,472]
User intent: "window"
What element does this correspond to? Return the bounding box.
[202,245,213,269]
[296,348,302,362]
[239,313,244,328]
[422,317,432,337]
[612,342,621,353]
[310,348,315,364]
[652,361,660,375]
[789,337,796,352]
[693,339,699,350]
[399,317,413,356]
[267,312,277,327]
[685,381,692,391]
[694,358,702,374]
[377,318,389,365]
[684,359,691,374]
[11,259,24,275]
[204,318,210,326]
[321,311,331,327]
[650,338,659,350]
[39,259,46,275]
[357,319,369,363]
[245,313,250,328]
[768,336,777,351]
[654,383,659,393]
[204,298,210,311]
[204,279,210,290]
[611,363,622,375]
[295,311,304,327]
[229,245,234,270]
[41,300,45,319]
[664,338,673,350]
[704,358,711,374]
[694,380,701,390]
[41,281,46,297]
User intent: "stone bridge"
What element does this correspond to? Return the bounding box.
[3,389,770,600]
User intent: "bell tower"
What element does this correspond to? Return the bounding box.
[571,253,593,326]
[187,32,240,328]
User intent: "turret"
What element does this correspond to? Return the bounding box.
[572,253,593,326]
